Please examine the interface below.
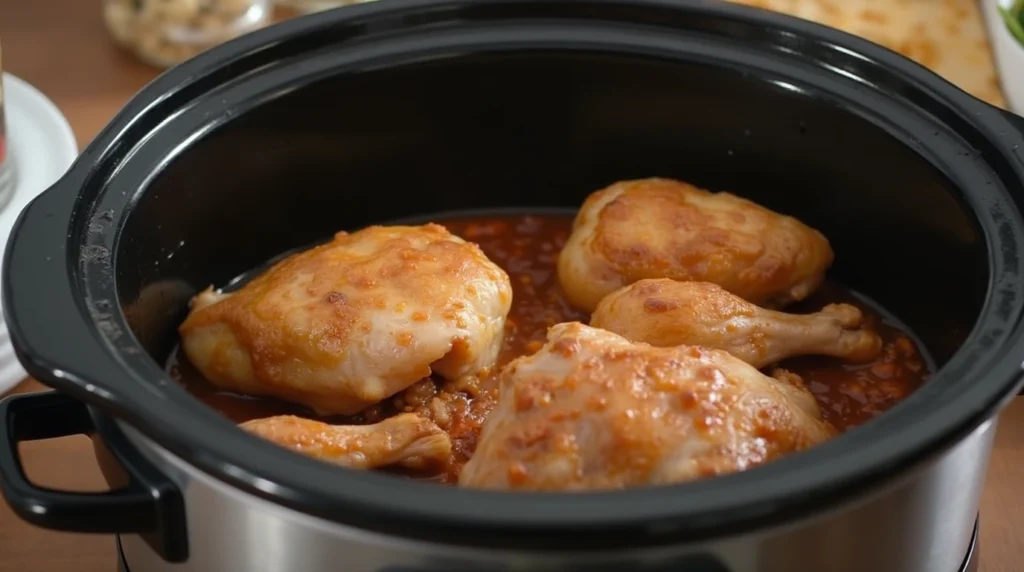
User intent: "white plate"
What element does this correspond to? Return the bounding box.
[983,0,1024,114]
[0,73,78,396]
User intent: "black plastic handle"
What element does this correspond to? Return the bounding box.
[1001,109,1024,397]
[0,391,188,562]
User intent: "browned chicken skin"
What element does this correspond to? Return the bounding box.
[178,223,513,417]
[557,178,834,312]
[458,322,836,491]
[240,413,452,470]
[591,279,883,369]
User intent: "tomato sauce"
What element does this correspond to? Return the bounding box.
[167,213,931,482]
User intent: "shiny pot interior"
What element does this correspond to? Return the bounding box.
[5,0,1024,553]
[123,51,988,364]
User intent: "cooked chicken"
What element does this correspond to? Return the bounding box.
[240,413,452,470]
[459,322,836,491]
[557,178,834,312]
[590,279,882,369]
[179,223,513,416]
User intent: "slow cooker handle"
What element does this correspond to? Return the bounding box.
[0,390,188,563]
[1004,109,1024,157]
[997,109,1024,396]
[2,167,163,423]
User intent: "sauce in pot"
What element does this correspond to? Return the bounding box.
[167,214,931,482]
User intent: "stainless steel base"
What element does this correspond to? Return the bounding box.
[116,517,981,572]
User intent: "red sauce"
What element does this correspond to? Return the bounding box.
[168,214,931,482]
[782,282,930,428]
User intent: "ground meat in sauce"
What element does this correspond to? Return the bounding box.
[167,214,932,483]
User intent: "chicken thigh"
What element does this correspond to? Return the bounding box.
[240,413,452,470]
[179,224,513,416]
[591,279,882,369]
[557,178,834,312]
[459,322,835,491]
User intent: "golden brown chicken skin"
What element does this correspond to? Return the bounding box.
[557,178,834,312]
[458,323,836,491]
[240,413,452,470]
[591,279,882,369]
[179,224,512,416]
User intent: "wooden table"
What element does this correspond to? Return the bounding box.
[0,1,1022,571]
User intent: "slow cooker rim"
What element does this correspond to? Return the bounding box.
[7,0,1024,550]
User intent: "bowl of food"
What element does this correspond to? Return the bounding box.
[985,0,1024,112]
[1,1,1023,572]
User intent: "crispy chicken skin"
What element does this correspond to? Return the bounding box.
[179,224,513,416]
[557,178,834,312]
[458,323,836,491]
[240,413,452,470]
[591,279,882,369]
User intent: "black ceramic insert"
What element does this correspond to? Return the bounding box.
[3,0,1024,552]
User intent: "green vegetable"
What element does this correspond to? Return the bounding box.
[1000,0,1024,45]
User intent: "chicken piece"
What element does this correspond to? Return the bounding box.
[459,322,836,491]
[557,178,834,312]
[240,413,452,470]
[590,279,882,369]
[179,224,512,416]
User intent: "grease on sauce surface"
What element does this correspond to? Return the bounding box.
[168,214,931,482]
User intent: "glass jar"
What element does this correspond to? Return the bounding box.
[0,40,14,211]
[272,0,376,15]
[104,0,273,69]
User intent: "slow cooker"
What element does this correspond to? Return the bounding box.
[1,1,1023,571]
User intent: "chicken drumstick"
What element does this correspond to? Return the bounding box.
[590,279,882,369]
